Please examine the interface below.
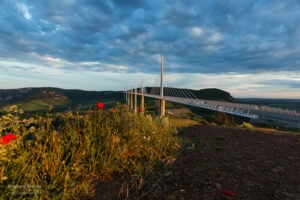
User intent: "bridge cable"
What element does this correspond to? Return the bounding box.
[178,88,185,98]
[180,88,191,99]
[173,88,182,99]
[181,88,195,99]
[186,89,199,99]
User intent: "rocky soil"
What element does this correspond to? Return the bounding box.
[95,125,300,200]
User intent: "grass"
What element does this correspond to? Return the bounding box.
[239,122,300,135]
[172,118,199,129]
[0,104,180,199]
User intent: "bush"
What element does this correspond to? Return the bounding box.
[0,104,180,199]
[208,112,229,125]
[240,122,254,129]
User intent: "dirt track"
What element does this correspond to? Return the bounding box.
[95,125,300,200]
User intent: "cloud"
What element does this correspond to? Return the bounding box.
[1,0,300,74]
[162,71,300,98]
[0,0,299,97]
[189,27,203,38]
[209,32,223,43]
[260,79,300,89]
[16,3,32,20]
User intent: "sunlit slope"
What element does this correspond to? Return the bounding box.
[0,87,124,112]
[17,90,70,111]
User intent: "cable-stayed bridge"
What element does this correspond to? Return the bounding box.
[125,56,300,130]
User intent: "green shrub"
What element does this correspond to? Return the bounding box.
[207,112,229,125]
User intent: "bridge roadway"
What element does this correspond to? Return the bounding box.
[131,92,300,129]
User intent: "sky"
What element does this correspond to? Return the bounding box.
[0,0,300,98]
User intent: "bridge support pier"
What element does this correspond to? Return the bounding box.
[134,87,137,113]
[140,80,144,113]
[130,89,133,110]
[160,55,165,117]
[141,95,144,113]
[160,99,165,117]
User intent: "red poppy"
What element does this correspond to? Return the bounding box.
[138,107,143,113]
[0,133,17,145]
[220,188,235,196]
[96,102,104,109]
[129,150,134,156]
[0,138,8,145]
[111,109,117,113]
[6,133,17,140]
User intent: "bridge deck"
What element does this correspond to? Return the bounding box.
[131,93,300,124]
[142,93,259,119]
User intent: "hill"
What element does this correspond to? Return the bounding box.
[0,87,237,112]
[0,87,124,112]
[145,87,237,103]
[192,88,237,102]
[18,89,70,111]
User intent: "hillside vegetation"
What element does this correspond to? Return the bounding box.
[192,88,237,102]
[0,87,237,112]
[0,88,123,112]
[17,90,70,111]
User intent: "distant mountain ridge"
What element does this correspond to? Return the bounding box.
[0,87,237,111]
[192,88,237,102]
[145,87,237,103]
[0,87,123,111]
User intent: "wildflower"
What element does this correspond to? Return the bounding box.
[220,188,235,196]
[138,107,143,113]
[96,102,104,109]
[0,133,17,145]
[0,138,7,145]
[6,133,17,140]
[129,150,134,156]
[111,109,117,113]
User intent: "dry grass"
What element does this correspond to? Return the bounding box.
[172,118,199,129]
[0,104,180,199]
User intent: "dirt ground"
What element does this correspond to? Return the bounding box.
[95,125,300,200]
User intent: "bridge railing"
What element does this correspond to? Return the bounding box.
[139,93,259,119]
[201,100,300,117]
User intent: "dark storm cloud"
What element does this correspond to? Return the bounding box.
[0,0,299,74]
